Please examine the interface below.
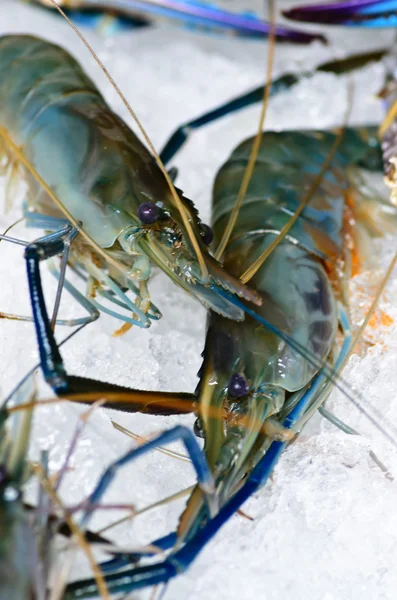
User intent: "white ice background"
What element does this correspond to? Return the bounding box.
[1,1,397,598]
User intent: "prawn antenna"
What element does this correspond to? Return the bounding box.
[240,80,355,284]
[215,0,276,260]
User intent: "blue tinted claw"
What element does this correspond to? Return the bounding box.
[284,0,397,27]
[141,0,327,42]
[33,0,327,42]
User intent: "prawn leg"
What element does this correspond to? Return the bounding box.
[64,384,195,415]
[160,49,389,166]
[24,226,157,393]
[63,308,354,598]
[79,425,216,530]
[0,232,100,328]
[25,226,86,393]
[23,210,162,322]
[160,74,298,165]
[23,210,70,231]
[283,0,397,27]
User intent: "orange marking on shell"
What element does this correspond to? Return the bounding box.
[344,186,356,212]
[381,313,394,327]
[368,311,394,329]
[301,219,341,262]
[350,245,361,278]
[343,188,364,277]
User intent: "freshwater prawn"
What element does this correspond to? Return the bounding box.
[58,48,397,600]
[0,13,266,396]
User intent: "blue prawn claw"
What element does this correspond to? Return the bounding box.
[32,0,327,42]
[284,0,397,27]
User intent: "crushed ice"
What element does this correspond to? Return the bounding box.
[0,1,396,598]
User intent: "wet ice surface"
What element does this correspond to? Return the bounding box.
[1,1,397,598]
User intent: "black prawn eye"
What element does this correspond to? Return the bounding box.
[194,418,204,439]
[138,201,159,224]
[228,373,249,398]
[199,223,213,245]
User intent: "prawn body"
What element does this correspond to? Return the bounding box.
[0,35,256,325]
[187,125,392,530]
[62,126,397,598]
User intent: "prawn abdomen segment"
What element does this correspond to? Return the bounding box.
[259,243,337,390]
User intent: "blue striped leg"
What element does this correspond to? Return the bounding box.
[25,225,91,393]
[79,425,216,531]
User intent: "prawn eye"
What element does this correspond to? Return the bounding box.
[194,418,204,439]
[138,202,159,224]
[200,223,213,245]
[228,373,249,398]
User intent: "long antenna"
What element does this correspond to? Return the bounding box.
[239,80,354,284]
[214,0,276,260]
[48,0,208,279]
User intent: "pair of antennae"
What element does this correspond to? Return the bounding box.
[238,78,354,284]
[214,0,277,260]
[46,0,275,272]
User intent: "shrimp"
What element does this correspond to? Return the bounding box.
[2,8,397,597]
[0,32,268,394]
[60,124,397,598]
[0,373,143,600]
